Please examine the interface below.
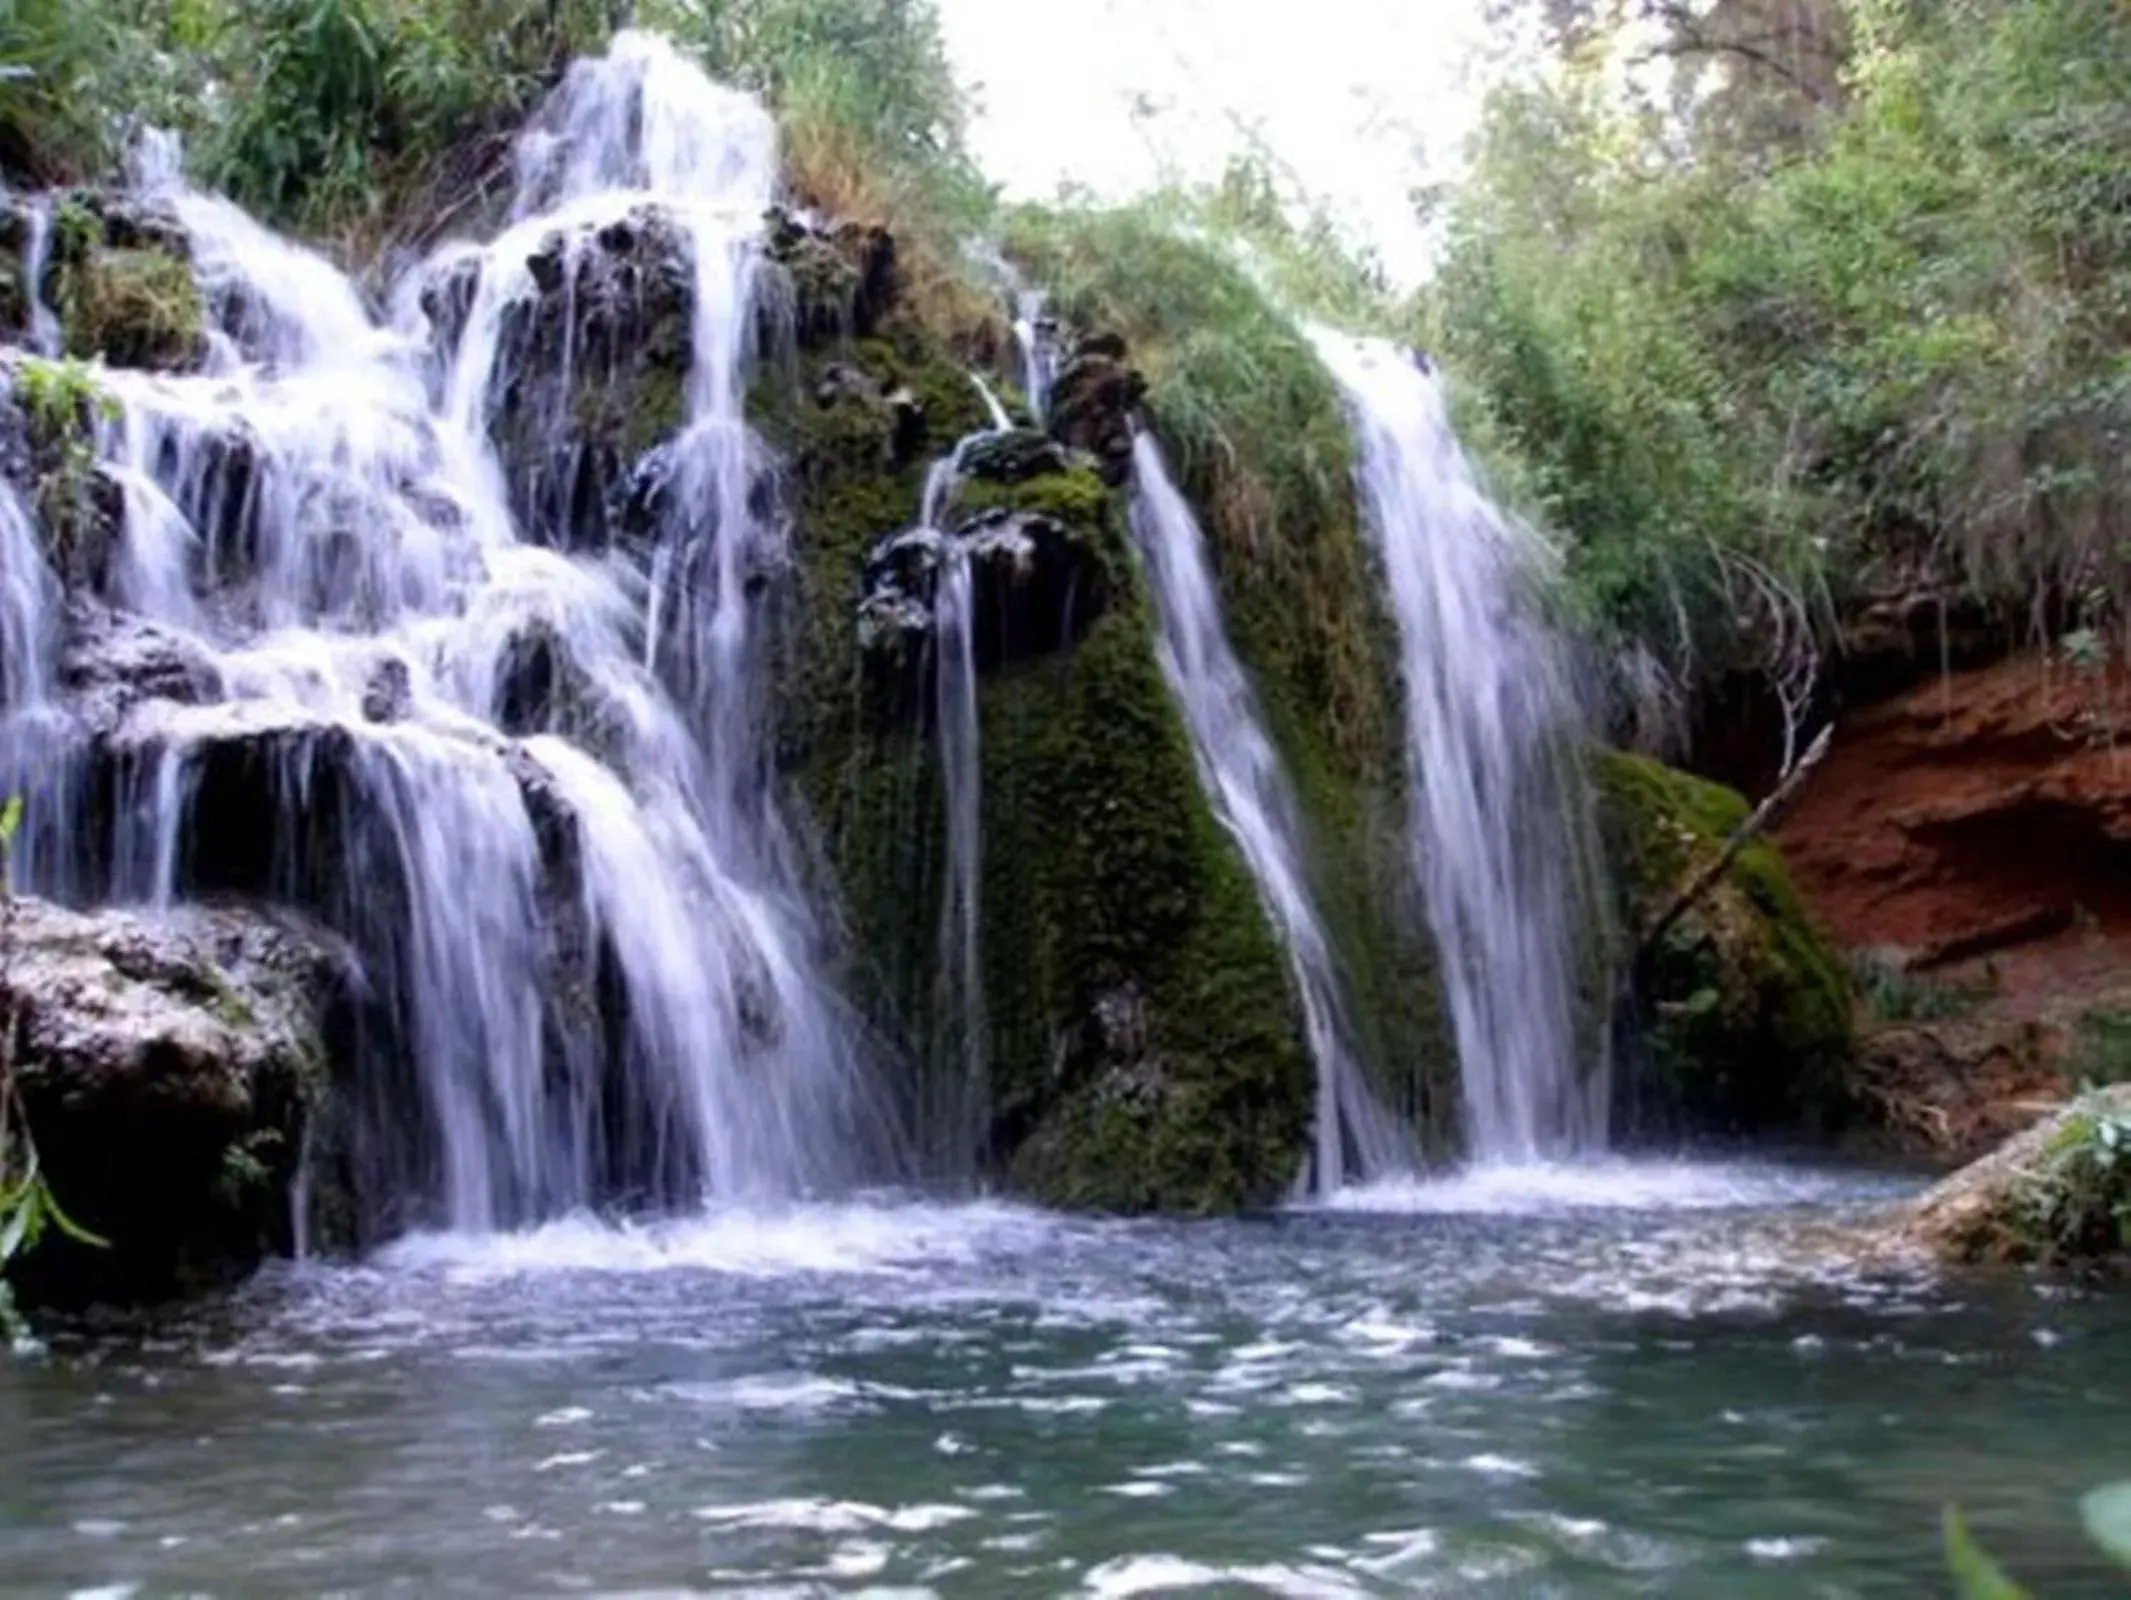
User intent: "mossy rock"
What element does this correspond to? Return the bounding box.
[1594,748,1855,1137]
[759,307,1314,1210]
[48,196,201,371]
[1887,1085,2131,1268]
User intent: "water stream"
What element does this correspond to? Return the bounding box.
[0,31,885,1229]
[7,1169,2129,1596]
[1311,331,1605,1167]
[1128,431,1407,1194]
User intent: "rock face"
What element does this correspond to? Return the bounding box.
[3,897,341,1306]
[1882,1084,2131,1267]
[1595,749,1856,1137]
[1776,650,2131,1147]
[1046,333,1145,487]
[760,274,1316,1213]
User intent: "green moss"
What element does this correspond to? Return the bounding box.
[1594,748,1855,1134]
[56,243,201,371]
[1002,204,1455,1142]
[953,464,1111,529]
[762,316,1314,1209]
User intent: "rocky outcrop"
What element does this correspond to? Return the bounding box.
[854,428,1118,696]
[11,193,204,371]
[1596,749,1856,1137]
[484,204,695,551]
[4,897,343,1306]
[760,256,1317,1213]
[1047,332,1144,487]
[1881,1085,2131,1267]
[1776,651,2131,1147]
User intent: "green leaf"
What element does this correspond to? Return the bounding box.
[0,793,19,847]
[2079,1482,2131,1572]
[1945,1507,2032,1600]
[40,1181,107,1250]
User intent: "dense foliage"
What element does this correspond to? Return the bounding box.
[1436,0,2131,738]
[0,0,979,246]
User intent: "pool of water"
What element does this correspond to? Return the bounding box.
[4,1161,2128,1597]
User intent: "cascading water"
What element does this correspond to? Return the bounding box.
[1011,291,1055,425]
[1309,330,1603,1165]
[910,381,1011,1179]
[1128,431,1408,1193]
[0,31,887,1232]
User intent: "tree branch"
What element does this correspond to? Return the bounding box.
[1630,720,1834,966]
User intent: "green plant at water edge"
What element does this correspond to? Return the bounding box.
[13,354,116,571]
[0,797,106,1348]
[1947,1481,2131,1596]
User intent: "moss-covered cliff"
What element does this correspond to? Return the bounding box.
[1005,206,1454,1150]
[1594,749,1855,1137]
[747,240,1315,1210]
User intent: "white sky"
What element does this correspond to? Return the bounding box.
[932,0,1523,285]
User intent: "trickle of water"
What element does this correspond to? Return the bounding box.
[1010,292,1055,424]
[0,478,54,711]
[1128,431,1409,1193]
[1,30,890,1232]
[19,199,61,357]
[1309,330,1603,1164]
[910,391,1011,1180]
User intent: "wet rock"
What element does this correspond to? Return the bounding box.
[960,508,1110,668]
[55,598,225,736]
[1048,333,1146,486]
[360,657,412,724]
[958,428,1071,486]
[1880,1084,2131,1268]
[1596,748,1855,1139]
[486,203,694,552]
[47,191,202,372]
[4,896,344,1307]
[855,504,1110,689]
[764,208,897,346]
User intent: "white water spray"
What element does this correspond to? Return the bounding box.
[2,31,887,1229]
[1310,331,1603,1165]
[1128,431,1409,1192]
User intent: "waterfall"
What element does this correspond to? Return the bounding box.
[1309,330,1603,1165]
[1128,431,1409,1192]
[912,393,1010,1180]
[1011,292,1055,425]
[0,30,886,1231]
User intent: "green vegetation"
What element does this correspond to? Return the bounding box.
[1436,0,2131,723]
[1594,748,1854,1133]
[1003,195,1453,1138]
[1848,948,1980,1025]
[13,354,117,575]
[2068,1008,2131,1089]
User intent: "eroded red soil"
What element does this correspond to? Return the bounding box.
[1775,653,2131,1151]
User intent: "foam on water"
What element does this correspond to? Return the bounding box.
[1312,1158,1896,1216]
[371,1198,1062,1280]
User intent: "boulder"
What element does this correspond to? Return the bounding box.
[45,192,202,372]
[1596,748,1855,1138]
[1881,1085,2131,1267]
[3,896,343,1306]
[1047,332,1146,486]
